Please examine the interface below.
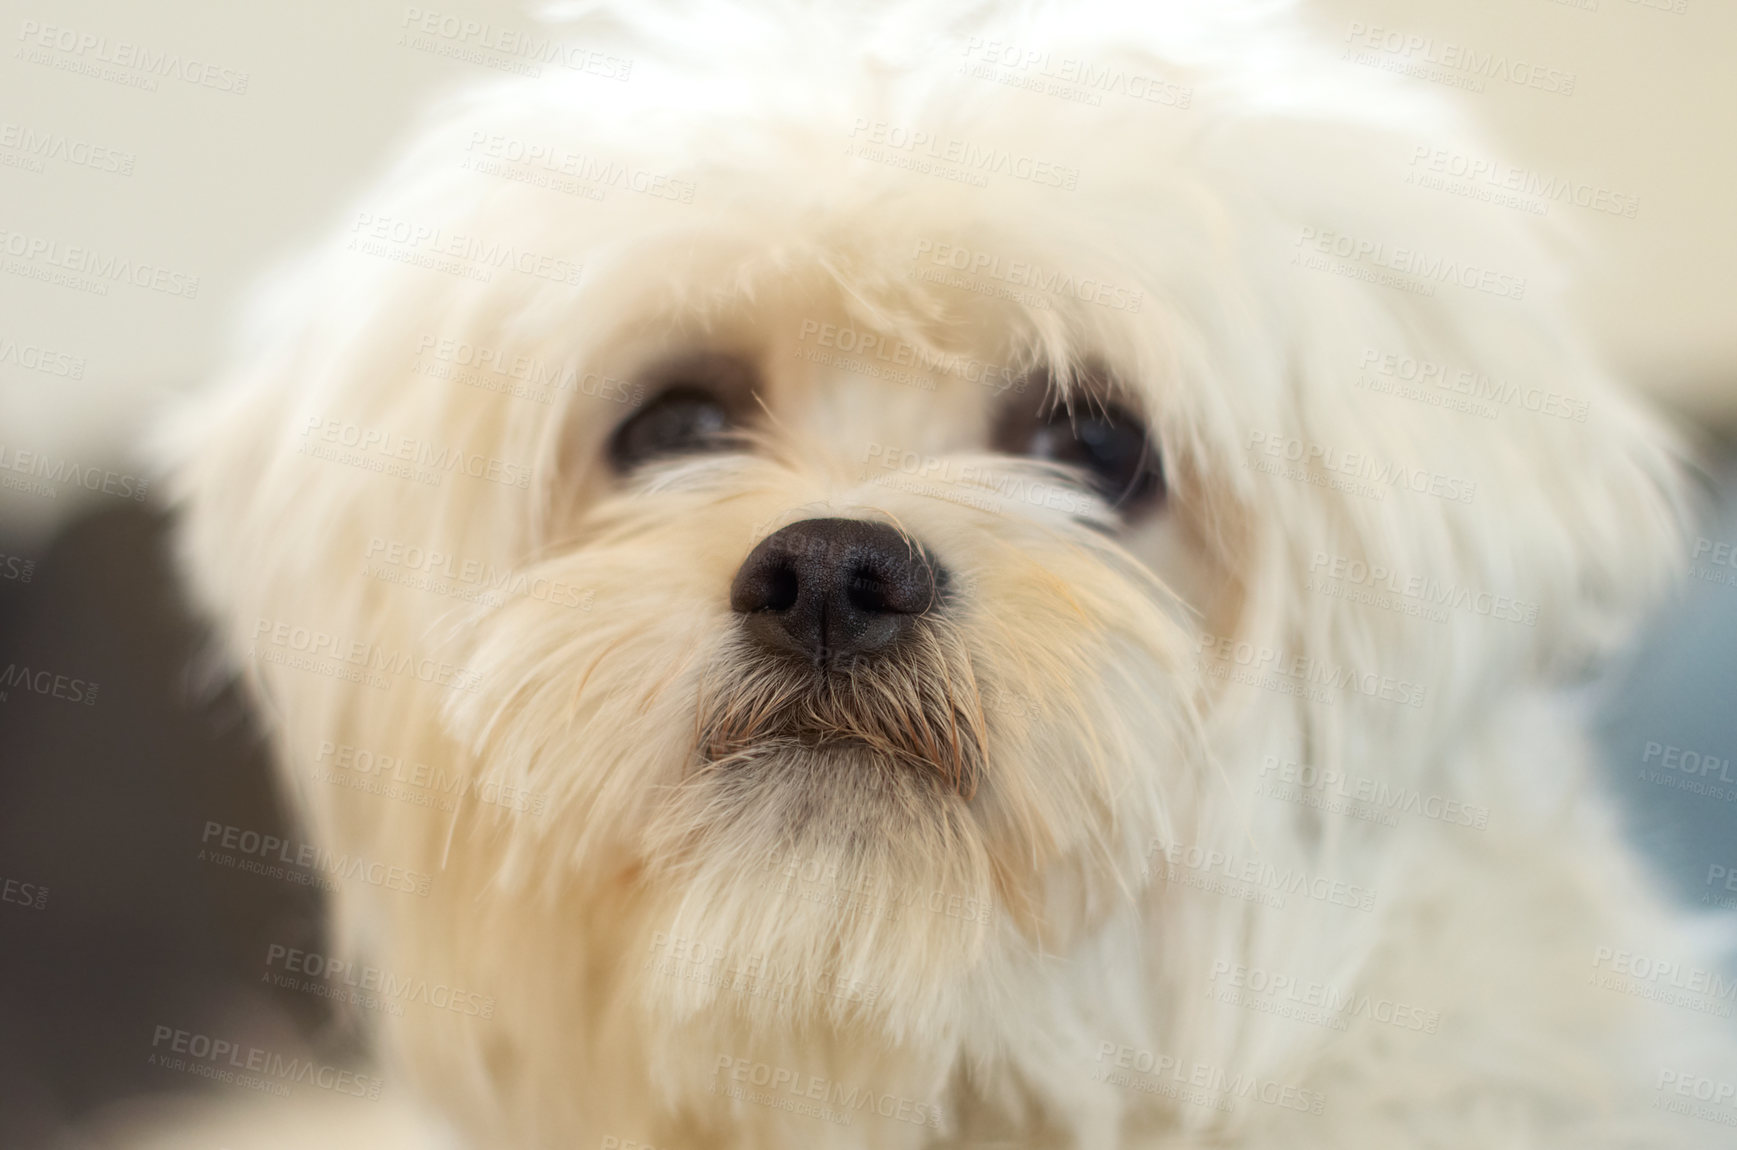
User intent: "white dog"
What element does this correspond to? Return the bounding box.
[159,1,1737,1147]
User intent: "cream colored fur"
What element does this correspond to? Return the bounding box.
[158,1,1737,1147]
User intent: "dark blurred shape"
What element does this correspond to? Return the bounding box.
[0,504,331,1150]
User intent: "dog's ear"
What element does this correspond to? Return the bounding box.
[1291,273,1679,675]
[1192,119,1686,728]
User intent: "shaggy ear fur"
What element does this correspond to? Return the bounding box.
[1234,114,1686,690]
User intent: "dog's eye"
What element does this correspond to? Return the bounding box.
[994,398,1165,511]
[608,387,736,470]
[608,352,760,472]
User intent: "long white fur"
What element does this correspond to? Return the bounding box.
[159,1,1737,1147]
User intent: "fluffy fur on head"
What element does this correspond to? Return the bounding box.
[165,1,1736,1147]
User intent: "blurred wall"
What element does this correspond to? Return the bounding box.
[2,0,1735,541]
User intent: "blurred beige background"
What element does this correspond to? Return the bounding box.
[2,0,1734,539]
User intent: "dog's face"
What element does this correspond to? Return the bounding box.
[438,263,1232,1051]
[167,2,1685,1138]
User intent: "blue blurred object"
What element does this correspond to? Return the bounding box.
[1595,444,1737,914]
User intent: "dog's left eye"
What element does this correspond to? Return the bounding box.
[608,352,759,472]
[609,387,735,471]
[994,398,1165,512]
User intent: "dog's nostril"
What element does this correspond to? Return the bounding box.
[847,568,890,614]
[730,519,944,665]
[761,565,800,612]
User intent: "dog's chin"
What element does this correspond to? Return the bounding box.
[636,725,998,1046]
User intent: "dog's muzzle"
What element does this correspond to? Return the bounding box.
[730,518,946,667]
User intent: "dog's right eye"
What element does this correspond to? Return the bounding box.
[993,369,1165,515]
[608,387,736,471]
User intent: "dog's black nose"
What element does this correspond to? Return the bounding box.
[730,518,944,665]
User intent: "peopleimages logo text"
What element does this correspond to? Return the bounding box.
[149,1025,383,1097]
[1294,227,1525,301]
[201,820,432,896]
[0,226,200,298]
[910,240,1143,312]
